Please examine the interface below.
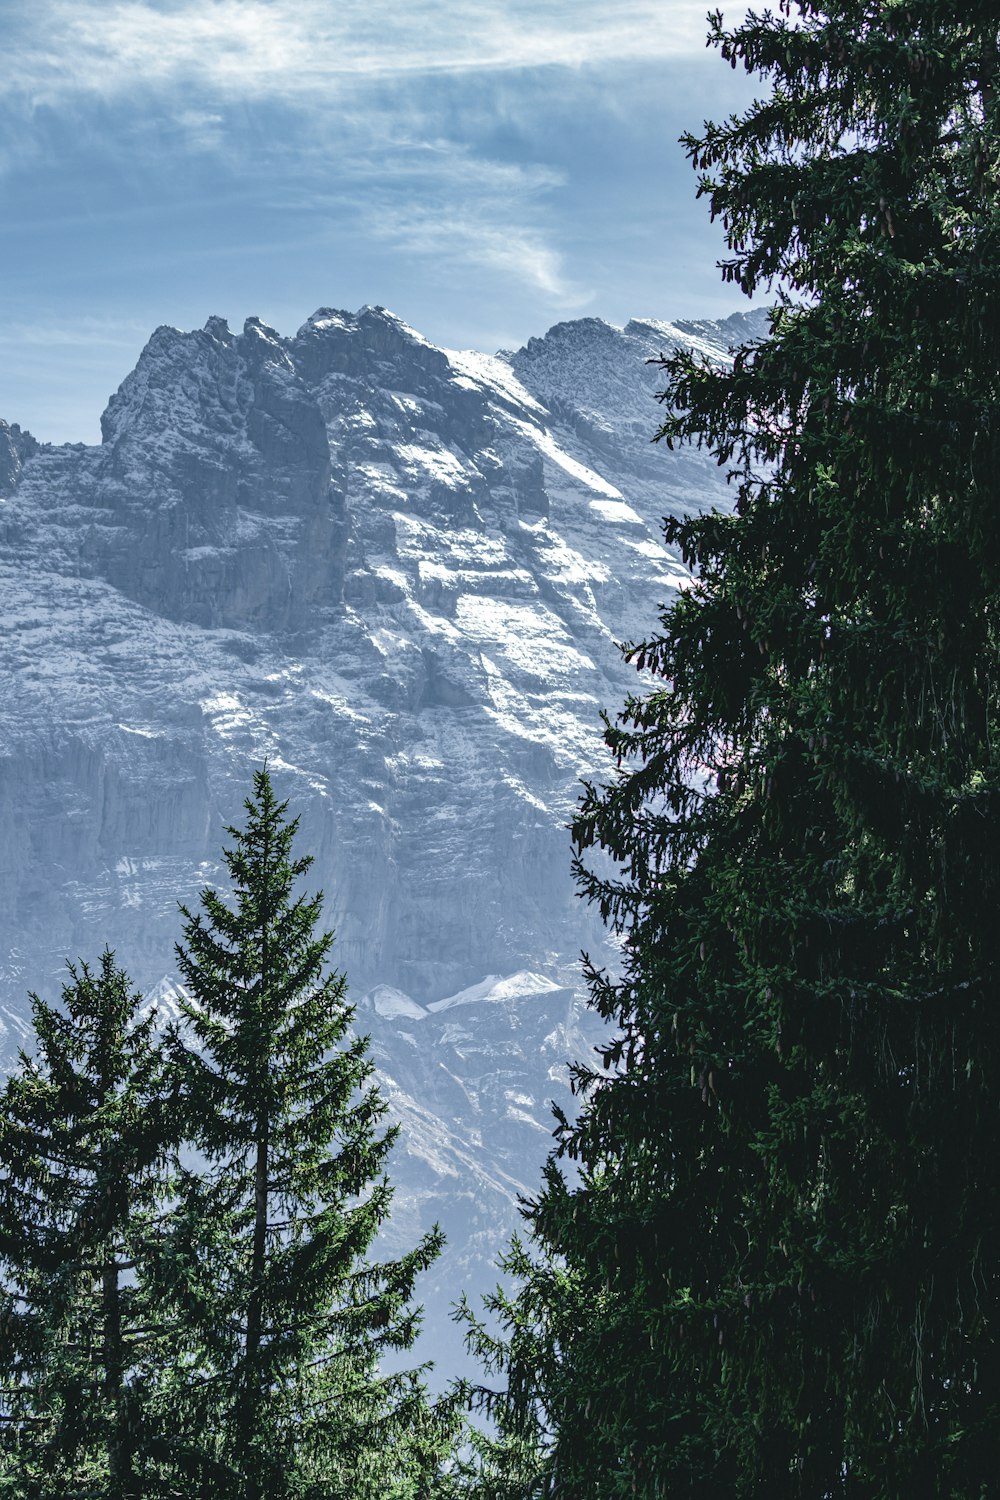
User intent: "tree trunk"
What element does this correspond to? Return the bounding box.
[238,1119,269,1499]
[101,1257,128,1497]
[240,813,273,1483]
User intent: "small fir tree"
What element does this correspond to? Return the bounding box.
[162,767,454,1499]
[0,951,177,1500]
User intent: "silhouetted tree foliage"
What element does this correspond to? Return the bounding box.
[461,3,1000,1496]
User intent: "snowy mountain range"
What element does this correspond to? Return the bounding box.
[0,302,766,1372]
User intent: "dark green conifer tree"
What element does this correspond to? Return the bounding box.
[161,767,454,1499]
[0,951,177,1499]
[462,3,1000,1495]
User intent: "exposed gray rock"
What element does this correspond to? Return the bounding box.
[0,420,39,498]
[90,315,346,630]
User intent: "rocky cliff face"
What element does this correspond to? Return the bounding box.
[0,303,764,1371]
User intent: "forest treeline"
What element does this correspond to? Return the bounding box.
[4,0,1000,1495]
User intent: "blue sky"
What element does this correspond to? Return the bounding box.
[1,0,758,443]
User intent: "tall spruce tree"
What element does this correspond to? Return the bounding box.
[0,951,177,1500]
[462,3,1000,1496]
[161,768,454,1499]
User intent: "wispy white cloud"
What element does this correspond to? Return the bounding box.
[171,109,227,152]
[365,202,587,303]
[7,0,724,105]
[302,145,588,304]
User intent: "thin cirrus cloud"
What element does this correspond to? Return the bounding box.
[309,147,586,303]
[363,203,583,302]
[7,0,721,103]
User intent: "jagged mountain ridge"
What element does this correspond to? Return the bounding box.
[0,302,764,1371]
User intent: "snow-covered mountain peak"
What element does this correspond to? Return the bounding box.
[3,300,741,996]
[292,303,458,395]
[0,301,755,1373]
